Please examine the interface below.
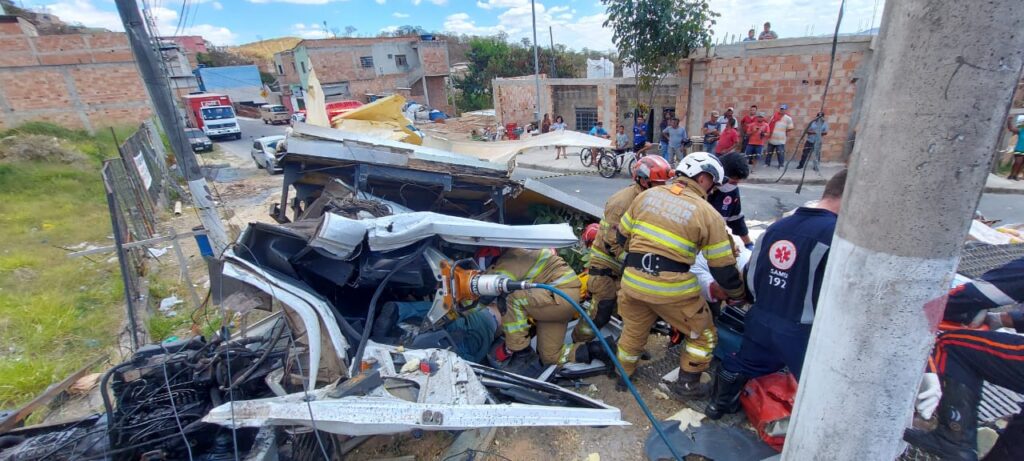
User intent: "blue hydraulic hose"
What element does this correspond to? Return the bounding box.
[533,283,685,461]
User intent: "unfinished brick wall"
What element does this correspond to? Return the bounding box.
[684,45,868,159]
[418,42,449,76]
[309,48,376,83]
[0,27,151,132]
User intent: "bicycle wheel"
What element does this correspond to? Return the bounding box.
[579,148,593,167]
[626,153,639,178]
[598,153,618,178]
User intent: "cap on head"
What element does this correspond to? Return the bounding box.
[780,104,789,110]
[756,111,766,117]
[726,107,734,112]
[675,151,726,185]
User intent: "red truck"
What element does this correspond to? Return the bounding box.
[182,93,242,140]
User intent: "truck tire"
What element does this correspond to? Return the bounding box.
[235,133,242,140]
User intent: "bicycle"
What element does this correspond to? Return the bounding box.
[597,149,645,178]
[579,147,606,168]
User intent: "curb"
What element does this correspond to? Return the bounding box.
[517,161,1024,194]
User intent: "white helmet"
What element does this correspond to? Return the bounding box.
[675,152,725,185]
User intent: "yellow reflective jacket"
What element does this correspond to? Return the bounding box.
[487,248,580,289]
[619,178,743,300]
[589,184,642,273]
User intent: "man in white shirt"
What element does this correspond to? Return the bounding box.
[764,104,793,168]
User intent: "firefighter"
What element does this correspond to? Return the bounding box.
[616,152,746,399]
[903,256,1024,461]
[578,156,674,342]
[709,152,754,249]
[705,169,848,419]
[477,247,612,368]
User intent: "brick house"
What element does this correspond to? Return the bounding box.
[273,36,452,115]
[494,35,876,162]
[0,15,151,132]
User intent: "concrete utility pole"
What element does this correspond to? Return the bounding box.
[783,1,1024,459]
[549,26,556,78]
[530,0,541,122]
[114,0,230,257]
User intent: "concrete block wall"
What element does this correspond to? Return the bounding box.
[417,42,449,76]
[0,30,151,132]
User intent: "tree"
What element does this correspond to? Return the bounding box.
[603,0,718,105]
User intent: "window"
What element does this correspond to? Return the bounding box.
[395,54,408,67]
[575,108,598,133]
[277,64,284,75]
[291,61,297,73]
[360,56,374,68]
[300,61,307,73]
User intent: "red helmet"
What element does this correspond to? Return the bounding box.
[581,223,600,247]
[474,246,502,269]
[633,155,672,188]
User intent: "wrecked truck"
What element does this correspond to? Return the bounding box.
[0,125,626,460]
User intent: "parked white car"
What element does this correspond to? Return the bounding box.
[250,135,286,173]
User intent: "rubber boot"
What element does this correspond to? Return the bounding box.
[668,370,709,401]
[575,337,616,365]
[903,379,979,461]
[705,367,748,420]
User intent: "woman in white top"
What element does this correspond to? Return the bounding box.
[551,115,568,159]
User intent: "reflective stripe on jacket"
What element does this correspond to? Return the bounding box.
[619,178,739,299]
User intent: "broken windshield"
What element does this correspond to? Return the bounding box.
[201,106,235,120]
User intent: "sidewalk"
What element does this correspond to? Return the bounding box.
[514,148,1024,194]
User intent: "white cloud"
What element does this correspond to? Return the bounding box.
[291,22,332,39]
[34,0,237,44]
[476,0,526,10]
[393,12,410,18]
[445,2,613,51]
[246,0,348,4]
[412,0,446,5]
[35,0,124,31]
[380,25,399,33]
[375,0,386,4]
[211,1,223,10]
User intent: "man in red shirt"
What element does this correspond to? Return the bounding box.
[740,105,758,151]
[743,112,770,166]
[715,118,740,155]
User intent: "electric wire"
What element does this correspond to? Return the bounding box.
[159,342,196,461]
[773,0,846,193]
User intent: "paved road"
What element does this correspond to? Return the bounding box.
[513,168,1024,225]
[210,120,1024,226]
[214,117,289,164]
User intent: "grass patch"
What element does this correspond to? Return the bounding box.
[0,122,137,407]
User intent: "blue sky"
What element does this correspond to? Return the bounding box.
[18,0,884,50]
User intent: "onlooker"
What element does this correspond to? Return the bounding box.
[588,121,611,164]
[744,112,770,166]
[758,22,778,40]
[703,111,721,153]
[552,115,568,160]
[716,118,740,155]
[663,117,688,163]
[1007,116,1024,180]
[615,125,630,154]
[718,107,734,133]
[633,114,648,149]
[541,113,551,133]
[764,104,793,168]
[797,111,829,169]
[743,28,757,41]
[740,105,758,151]
[659,109,672,158]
